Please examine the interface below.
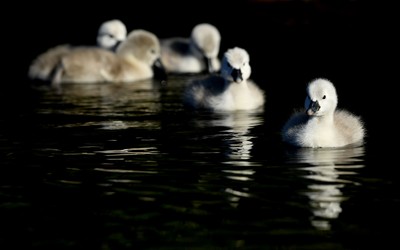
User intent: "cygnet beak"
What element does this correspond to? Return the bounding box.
[306,100,320,115]
[231,68,243,83]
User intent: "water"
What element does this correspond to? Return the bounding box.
[2,1,398,249]
[1,73,398,250]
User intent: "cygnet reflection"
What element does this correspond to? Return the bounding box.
[289,146,365,230]
[195,110,263,208]
[194,110,263,160]
[35,79,163,130]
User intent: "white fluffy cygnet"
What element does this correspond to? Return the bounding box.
[96,19,127,51]
[282,78,365,148]
[160,23,221,74]
[50,29,165,85]
[28,19,127,82]
[183,47,265,111]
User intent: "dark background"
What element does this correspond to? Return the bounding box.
[8,0,395,83]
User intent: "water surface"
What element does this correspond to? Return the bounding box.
[1,75,398,250]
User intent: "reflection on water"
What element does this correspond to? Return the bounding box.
[193,111,264,207]
[35,79,164,118]
[2,73,399,249]
[287,146,365,230]
[194,111,263,161]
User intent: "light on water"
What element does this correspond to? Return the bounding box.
[1,75,399,249]
[1,73,399,249]
[286,146,365,231]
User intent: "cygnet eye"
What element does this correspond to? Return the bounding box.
[150,49,156,54]
[322,95,326,99]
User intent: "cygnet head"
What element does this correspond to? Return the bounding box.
[305,78,338,117]
[116,29,162,67]
[191,23,221,72]
[97,19,127,50]
[220,47,251,83]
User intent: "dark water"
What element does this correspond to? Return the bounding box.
[1,74,399,250]
[2,1,398,249]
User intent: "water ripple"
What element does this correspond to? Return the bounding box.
[286,146,366,230]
